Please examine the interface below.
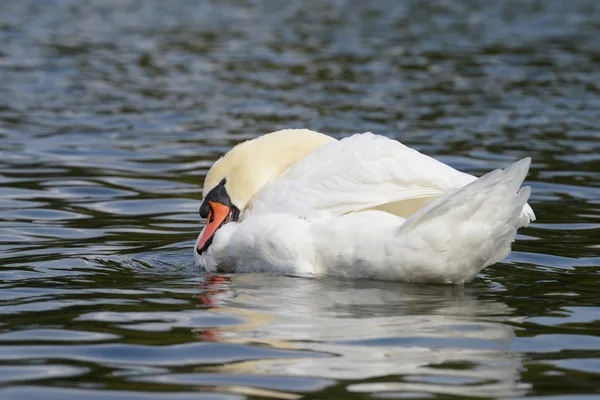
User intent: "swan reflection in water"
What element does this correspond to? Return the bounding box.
[193,274,529,398]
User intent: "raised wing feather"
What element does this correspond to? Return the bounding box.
[247,133,481,220]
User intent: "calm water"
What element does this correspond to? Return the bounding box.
[1,1,599,398]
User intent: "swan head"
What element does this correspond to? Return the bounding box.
[195,129,335,258]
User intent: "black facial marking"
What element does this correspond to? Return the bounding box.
[197,177,240,256]
[229,206,240,222]
[199,178,229,218]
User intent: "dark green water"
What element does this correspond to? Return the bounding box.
[1,1,599,398]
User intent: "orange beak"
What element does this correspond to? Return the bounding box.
[197,201,231,254]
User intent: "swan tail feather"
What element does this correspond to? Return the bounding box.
[394,158,533,284]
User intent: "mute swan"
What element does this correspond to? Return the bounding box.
[194,129,535,284]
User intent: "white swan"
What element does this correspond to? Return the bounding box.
[194,129,535,284]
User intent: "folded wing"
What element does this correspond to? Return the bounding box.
[248,133,535,226]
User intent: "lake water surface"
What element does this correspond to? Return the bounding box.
[1,1,599,398]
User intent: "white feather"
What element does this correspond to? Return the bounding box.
[313,158,533,283]
[248,133,534,226]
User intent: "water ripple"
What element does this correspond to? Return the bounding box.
[0,0,599,398]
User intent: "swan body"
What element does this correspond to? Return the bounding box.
[194,129,535,284]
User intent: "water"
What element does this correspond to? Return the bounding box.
[0,0,599,398]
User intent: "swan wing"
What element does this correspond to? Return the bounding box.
[313,158,533,283]
[248,133,527,220]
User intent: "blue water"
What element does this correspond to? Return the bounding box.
[0,1,599,398]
